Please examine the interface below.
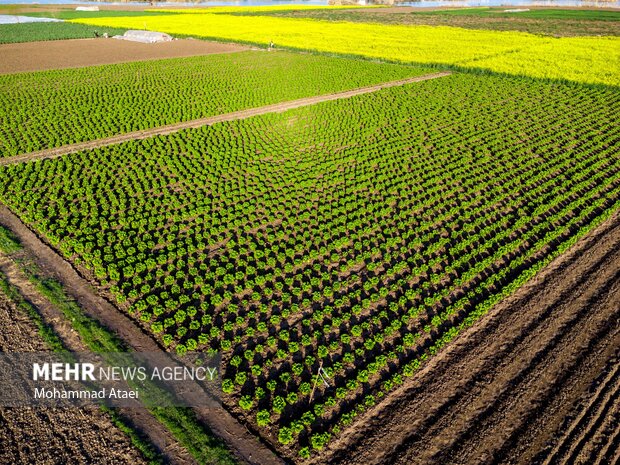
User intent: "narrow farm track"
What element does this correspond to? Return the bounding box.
[0,71,451,167]
[0,251,196,465]
[0,204,284,465]
[322,210,620,465]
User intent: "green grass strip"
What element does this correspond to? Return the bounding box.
[0,225,22,254]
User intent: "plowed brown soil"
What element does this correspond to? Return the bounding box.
[0,250,197,465]
[320,210,620,465]
[0,38,249,74]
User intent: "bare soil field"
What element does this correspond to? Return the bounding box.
[320,210,620,465]
[0,37,249,74]
[0,275,150,465]
[0,250,197,465]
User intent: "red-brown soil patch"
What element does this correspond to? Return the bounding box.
[0,37,249,74]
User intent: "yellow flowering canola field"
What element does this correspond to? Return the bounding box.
[71,9,620,86]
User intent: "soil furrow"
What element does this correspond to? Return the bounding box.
[595,414,620,465]
[572,394,620,465]
[438,279,620,465]
[542,360,620,465]
[395,252,620,464]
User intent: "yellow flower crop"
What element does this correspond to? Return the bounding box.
[71,11,620,86]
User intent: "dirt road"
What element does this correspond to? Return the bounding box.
[321,211,620,465]
[0,71,451,167]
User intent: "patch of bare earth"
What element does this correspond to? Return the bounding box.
[0,279,149,465]
[319,210,620,465]
[0,38,250,74]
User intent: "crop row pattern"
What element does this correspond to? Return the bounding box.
[1,73,618,459]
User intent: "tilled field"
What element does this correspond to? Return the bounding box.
[0,282,148,465]
[322,211,620,465]
[0,38,248,74]
[541,355,619,465]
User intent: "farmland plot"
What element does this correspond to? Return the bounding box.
[0,73,618,461]
[72,10,620,86]
[0,51,429,156]
[0,271,152,464]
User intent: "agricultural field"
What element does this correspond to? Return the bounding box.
[247,7,620,37]
[71,7,620,86]
[1,71,618,461]
[0,3,618,465]
[0,52,429,156]
[0,282,151,465]
[0,22,127,44]
[0,237,159,464]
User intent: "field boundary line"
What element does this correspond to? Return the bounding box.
[0,71,451,166]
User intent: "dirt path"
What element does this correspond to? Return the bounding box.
[320,210,620,465]
[0,251,197,465]
[0,71,451,167]
[0,38,250,75]
[0,204,284,465]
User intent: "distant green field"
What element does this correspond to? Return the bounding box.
[0,22,126,44]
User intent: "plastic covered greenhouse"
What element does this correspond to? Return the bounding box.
[113,30,173,44]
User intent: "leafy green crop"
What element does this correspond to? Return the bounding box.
[0,22,127,44]
[0,51,428,157]
[1,73,618,458]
